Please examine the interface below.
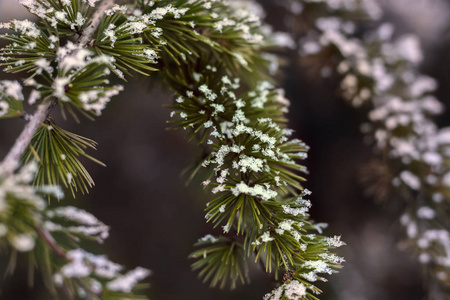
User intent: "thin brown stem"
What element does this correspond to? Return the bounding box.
[35,226,68,259]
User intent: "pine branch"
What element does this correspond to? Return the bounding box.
[0,1,347,298]
[0,100,53,175]
[279,0,450,296]
[77,0,115,47]
[35,225,68,259]
[0,163,150,299]
[0,0,115,176]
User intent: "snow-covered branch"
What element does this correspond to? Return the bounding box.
[0,0,114,175]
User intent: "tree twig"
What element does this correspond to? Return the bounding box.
[35,226,68,259]
[78,0,115,46]
[0,0,115,175]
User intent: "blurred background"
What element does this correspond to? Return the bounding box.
[1,0,450,299]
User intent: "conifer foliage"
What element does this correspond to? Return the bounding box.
[270,0,450,297]
[0,0,345,299]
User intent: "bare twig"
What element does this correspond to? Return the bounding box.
[0,0,115,175]
[35,226,68,259]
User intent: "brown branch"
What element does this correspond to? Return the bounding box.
[0,0,115,176]
[35,226,68,259]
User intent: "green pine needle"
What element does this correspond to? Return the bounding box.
[22,121,105,198]
[190,236,249,289]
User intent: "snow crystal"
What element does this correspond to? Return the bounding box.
[417,206,436,219]
[324,235,345,247]
[395,34,423,64]
[231,181,277,201]
[260,231,274,243]
[199,234,218,243]
[10,234,35,252]
[0,101,9,117]
[400,171,421,190]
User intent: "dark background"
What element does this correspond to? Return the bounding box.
[1,1,450,299]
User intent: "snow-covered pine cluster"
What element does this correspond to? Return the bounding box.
[0,0,344,299]
[0,161,151,299]
[270,0,450,297]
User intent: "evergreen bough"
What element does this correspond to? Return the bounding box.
[269,0,450,297]
[0,0,344,299]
